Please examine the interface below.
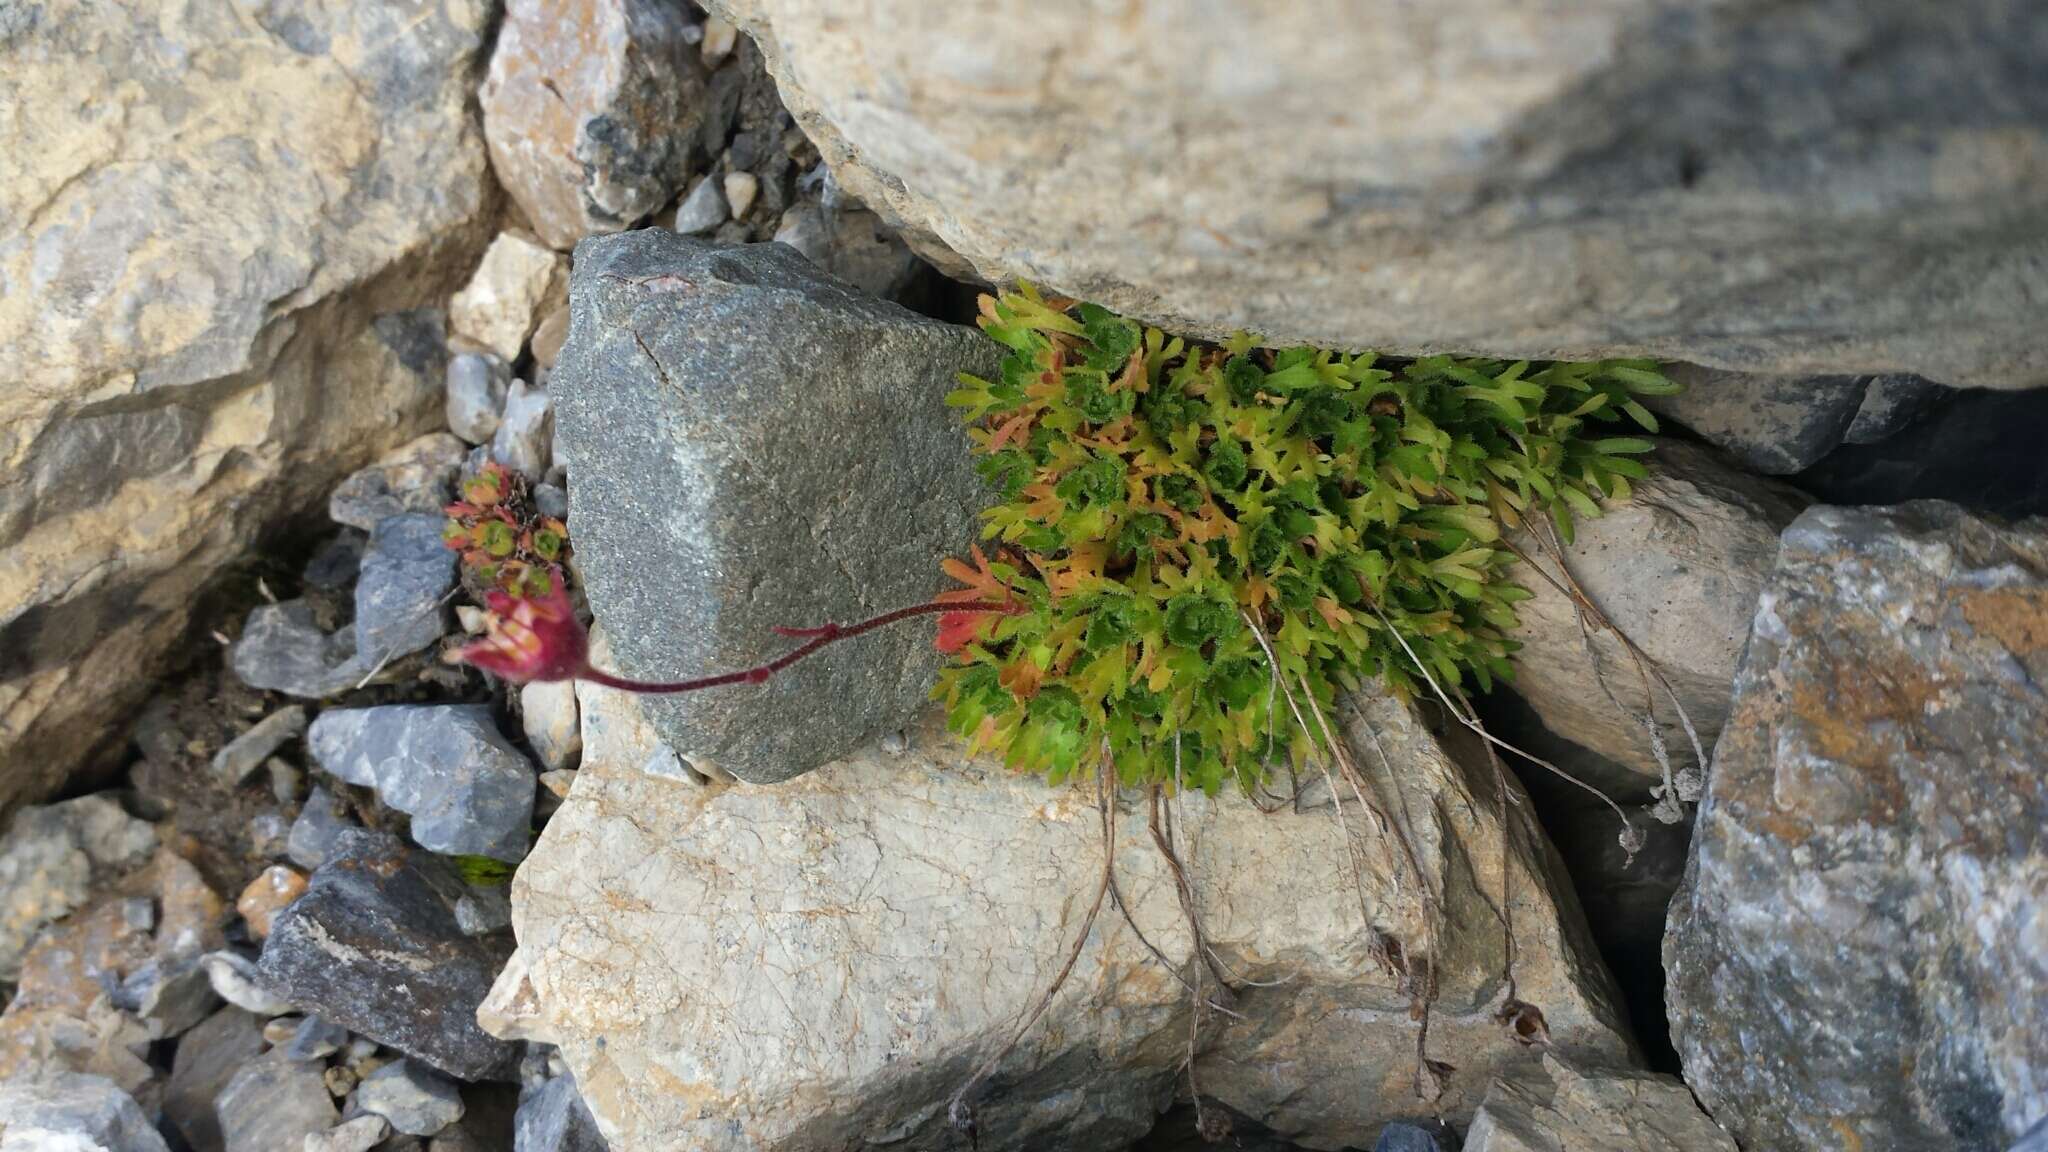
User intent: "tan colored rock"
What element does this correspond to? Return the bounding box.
[530,306,571,371]
[481,0,708,250]
[235,865,307,940]
[1464,1055,1736,1151]
[0,0,495,813]
[450,233,569,362]
[722,171,759,221]
[708,0,2048,387]
[1501,441,1806,793]
[491,694,1632,1151]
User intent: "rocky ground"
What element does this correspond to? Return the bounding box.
[4,2,2047,1152]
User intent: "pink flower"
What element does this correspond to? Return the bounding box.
[447,585,589,684]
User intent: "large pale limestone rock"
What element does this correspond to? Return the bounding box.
[0,0,495,811]
[488,693,1633,1151]
[708,0,2048,387]
[1665,503,2048,1151]
[1501,441,1806,794]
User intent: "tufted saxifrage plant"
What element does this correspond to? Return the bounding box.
[934,286,1675,794]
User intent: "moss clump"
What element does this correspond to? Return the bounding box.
[933,287,1675,792]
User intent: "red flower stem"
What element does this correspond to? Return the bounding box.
[576,599,1021,695]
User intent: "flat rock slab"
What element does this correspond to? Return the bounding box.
[552,233,1001,784]
[709,0,2048,387]
[261,831,516,1080]
[1464,1055,1736,1151]
[1666,503,2048,1151]
[488,696,1633,1152]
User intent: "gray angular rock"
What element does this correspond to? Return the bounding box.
[513,1076,607,1152]
[285,1015,351,1062]
[306,1114,391,1152]
[0,0,492,810]
[481,0,709,250]
[354,514,459,668]
[167,1007,267,1152]
[308,705,535,862]
[709,0,2048,388]
[330,434,470,532]
[121,955,220,1038]
[1842,373,1948,446]
[671,176,728,235]
[0,794,157,979]
[211,706,309,786]
[453,886,513,938]
[553,233,1000,784]
[771,202,923,302]
[1501,440,1807,793]
[230,600,366,700]
[0,1072,169,1152]
[1645,366,1872,474]
[1666,503,2048,1152]
[202,950,294,1016]
[260,831,517,1080]
[490,380,554,481]
[357,1059,466,1137]
[1463,1056,1735,1151]
[288,787,357,872]
[447,353,511,446]
[217,1057,340,1152]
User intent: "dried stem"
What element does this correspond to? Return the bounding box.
[1365,600,1637,841]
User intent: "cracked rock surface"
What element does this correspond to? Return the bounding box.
[489,692,1633,1151]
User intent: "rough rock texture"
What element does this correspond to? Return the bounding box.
[1665,503,2048,1151]
[0,1072,169,1152]
[450,233,569,362]
[329,433,469,533]
[513,1075,608,1152]
[553,233,1001,783]
[1646,366,1872,474]
[0,0,494,810]
[481,0,709,250]
[489,694,1633,1152]
[308,705,535,863]
[708,0,2048,388]
[356,1059,465,1136]
[1463,1056,1736,1151]
[229,600,365,700]
[353,514,460,668]
[165,1007,266,1152]
[1842,375,1947,446]
[1502,440,1807,793]
[261,831,517,1079]
[216,1056,340,1152]
[0,794,157,978]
